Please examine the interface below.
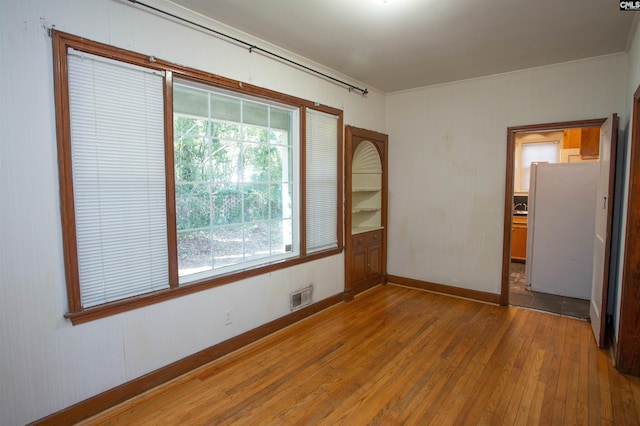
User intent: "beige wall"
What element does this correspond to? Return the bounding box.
[386,54,627,295]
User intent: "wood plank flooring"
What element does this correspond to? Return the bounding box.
[79,284,640,425]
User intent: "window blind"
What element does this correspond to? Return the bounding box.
[305,109,339,253]
[67,49,169,308]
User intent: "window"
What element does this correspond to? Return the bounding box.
[67,49,170,308]
[173,80,299,283]
[52,31,343,323]
[514,140,559,193]
[305,109,339,253]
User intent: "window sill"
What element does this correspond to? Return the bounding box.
[64,246,343,325]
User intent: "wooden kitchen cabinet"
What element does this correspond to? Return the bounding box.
[345,126,388,300]
[579,127,600,159]
[563,128,600,159]
[563,129,581,149]
[511,215,527,262]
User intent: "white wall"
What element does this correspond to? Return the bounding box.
[386,54,628,294]
[0,1,385,424]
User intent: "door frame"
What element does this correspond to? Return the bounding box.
[500,118,607,306]
[616,85,640,375]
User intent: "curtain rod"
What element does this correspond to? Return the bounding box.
[125,0,369,96]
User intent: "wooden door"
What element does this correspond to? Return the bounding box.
[617,86,640,375]
[590,114,618,347]
[368,242,382,279]
[351,246,367,287]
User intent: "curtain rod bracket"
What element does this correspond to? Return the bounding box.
[44,18,55,37]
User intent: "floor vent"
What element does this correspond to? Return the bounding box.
[290,285,313,311]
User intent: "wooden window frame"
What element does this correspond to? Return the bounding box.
[52,30,343,325]
[172,80,302,284]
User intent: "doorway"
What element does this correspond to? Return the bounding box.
[508,261,591,318]
[508,127,599,318]
[501,118,608,318]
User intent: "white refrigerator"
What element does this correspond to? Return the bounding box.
[525,162,598,300]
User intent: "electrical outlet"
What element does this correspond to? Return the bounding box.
[224,309,232,325]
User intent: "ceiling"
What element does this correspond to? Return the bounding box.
[170,0,636,93]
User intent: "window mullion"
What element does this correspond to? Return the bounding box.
[299,107,308,255]
[165,70,180,288]
[207,92,214,273]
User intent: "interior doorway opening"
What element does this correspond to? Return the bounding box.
[507,126,600,318]
[501,118,608,313]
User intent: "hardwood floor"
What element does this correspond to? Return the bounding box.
[79,284,640,425]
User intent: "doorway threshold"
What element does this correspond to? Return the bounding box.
[509,262,590,320]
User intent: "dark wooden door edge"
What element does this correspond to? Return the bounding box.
[616,85,640,376]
